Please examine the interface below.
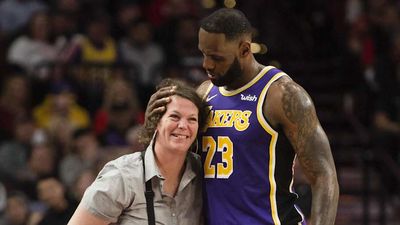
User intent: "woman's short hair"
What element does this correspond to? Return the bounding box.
[139,78,209,147]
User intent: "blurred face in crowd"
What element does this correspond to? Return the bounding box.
[75,132,98,152]
[37,178,65,208]
[29,144,55,176]
[57,0,80,12]
[129,21,152,46]
[107,79,137,131]
[30,12,51,41]
[87,20,109,43]
[118,4,141,28]
[52,91,74,114]
[74,131,99,160]
[73,170,96,201]
[14,119,36,144]
[5,195,29,225]
[126,125,143,152]
[2,76,28,105]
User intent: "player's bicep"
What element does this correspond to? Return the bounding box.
[278,81,318,152]
[272,80,335,183]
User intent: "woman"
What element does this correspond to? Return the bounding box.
[68,78,208,225]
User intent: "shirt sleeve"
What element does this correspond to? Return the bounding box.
[80,161,134,223]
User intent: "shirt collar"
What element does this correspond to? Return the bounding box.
[178,153,197,192]
[144,140,162,182]
[143,135,198,185]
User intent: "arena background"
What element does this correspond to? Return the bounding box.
[0,0,399,224]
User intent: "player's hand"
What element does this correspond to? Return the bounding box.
[144,86,176,125]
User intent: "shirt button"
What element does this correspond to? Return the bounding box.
[172,213,176,217]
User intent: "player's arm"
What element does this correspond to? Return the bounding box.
[144,80,210,125]
[68,203,110,225]
[144,80,210,120]
[265,77,339,225]
[144,86,176,124]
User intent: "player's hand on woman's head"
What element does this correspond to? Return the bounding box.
[144,86,176,124]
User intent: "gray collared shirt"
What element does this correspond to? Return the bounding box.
[80,145,203,225]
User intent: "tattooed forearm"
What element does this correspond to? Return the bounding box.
[277,80,339,225]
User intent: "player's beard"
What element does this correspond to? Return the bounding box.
[211,57,243,87]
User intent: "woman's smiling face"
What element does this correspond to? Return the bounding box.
[156,95,199,153]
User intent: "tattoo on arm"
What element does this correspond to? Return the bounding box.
[279,81,333,179]
[280,81,316,151]
[279,81,338,225]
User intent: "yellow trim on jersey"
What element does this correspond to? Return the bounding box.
[256,71,288,225]
[219,66,275,96]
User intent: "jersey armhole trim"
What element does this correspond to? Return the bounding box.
[201,82,214,101]
[256,71,288,225]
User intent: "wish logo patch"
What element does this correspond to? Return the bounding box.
[240,94,257,102]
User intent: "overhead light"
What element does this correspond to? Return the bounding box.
[251,43,268,54]
[224,0,236,8]
[202,0,216,9]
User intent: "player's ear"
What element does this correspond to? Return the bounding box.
[239,41,251,57]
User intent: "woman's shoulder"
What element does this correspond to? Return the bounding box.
[100,152,143,180]
[108,152,143,168]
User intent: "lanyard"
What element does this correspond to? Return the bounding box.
[141,151,155,225]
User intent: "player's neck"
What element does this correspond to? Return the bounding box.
[242,60,264,83]
[223,58,264,91]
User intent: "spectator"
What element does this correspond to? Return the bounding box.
[70,169,96,203]
[168,16,206,86]
[93,78,143,147]
[68,78,207,225]
[125,125,145,152]
[0,117,35,189]
[0,74,30,142]
[36,178,76,225]
[0,0,47,39]
[7,11,62,79]
[112,0,142,38]
[119,18,165,105]
[0,192,31,225]
[33,81,90,139]
[62,11,119,113]
[59,128,101,189]
[143,0,200,28]
[15,143,58,200]
[64,11,117,65]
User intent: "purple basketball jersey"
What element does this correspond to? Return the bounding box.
[201,66,306,225]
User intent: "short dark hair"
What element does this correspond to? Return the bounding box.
[139,78,209,147]
[72,127,92,140]
[200,8,253,41]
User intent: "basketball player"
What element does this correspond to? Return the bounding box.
[146,8,339,225]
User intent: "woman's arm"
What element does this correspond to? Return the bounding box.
[68,203,110,225]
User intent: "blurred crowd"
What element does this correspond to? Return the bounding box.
[0,0,400,225]
[344,0,400,195]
